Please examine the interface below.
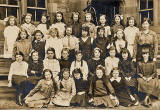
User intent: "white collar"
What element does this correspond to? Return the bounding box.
[110,77,121,82]
[34,39,43,43]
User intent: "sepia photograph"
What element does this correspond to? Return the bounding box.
[0,0,160,109]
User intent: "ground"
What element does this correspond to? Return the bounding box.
[0,98,160,110]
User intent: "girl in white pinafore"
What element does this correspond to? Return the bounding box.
[124,17,139,57]
[4,16,20,58]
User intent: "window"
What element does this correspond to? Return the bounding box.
[0,0,19,20]
[27,0,47,21]
[139,0,153,23]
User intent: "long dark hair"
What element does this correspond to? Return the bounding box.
[72,68,83,79]
[71,12,80,23]
[47,47,57,59]
[119,48,131,61]
[111,14,124,27]
[53,11,65,23]
[98,14,109,26]
[16,28,29,41]
[6,16,17,26]
[40,12,51,29]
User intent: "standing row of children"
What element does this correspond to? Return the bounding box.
[6,10,160,108]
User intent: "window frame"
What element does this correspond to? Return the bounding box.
[139,0,153,23]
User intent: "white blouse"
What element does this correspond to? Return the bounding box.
[8,61,28,81]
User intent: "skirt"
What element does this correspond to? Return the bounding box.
[91,95,117,108]
[70,93,87,106]
[52,91,72,106]
[138,78,160,97]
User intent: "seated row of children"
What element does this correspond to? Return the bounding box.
[8,44,160,108]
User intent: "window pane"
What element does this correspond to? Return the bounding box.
[140,0,146,10]
[0,0,6,4]
[0,7,6,19]
[140,11,148,22]
[36,10,47,21]
[37,0,46,8]
[27,8,35,21]
[27,0,36,7]
[148,0,153,9]
[7,7,18,18]
[149,10,153,21]
[8,0,18,5]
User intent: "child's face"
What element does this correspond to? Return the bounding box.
[56,13,62,22]
[66,27,72,36]
[117,30,123,39]
[25,15,31,24]
[74,73,81,79]
[82,30,88,37]
[109,50,116,57]
[122,52,128,60]
[96,69,103,79]
[86,14,91,22]
[47,51,54,59]
[20,31,27,40]
[63,71,70,80]
[16,55,23,62]
[142,52,149,60]
[129,19,134,27]
[62,50,69,59]
[100,16,106,24]
[50,29,57,38]
[73,14,79,22]
[76,53,82,61]
[142,21,150,30]
[94,50,100,58]
[41,16,47,24]
[115,16,120,24]
[45,71,52,81]
[112,70,119,79]
[35,32,42,41]
[98,29,104,37]
[9,18,15,26]
[32,52,39,61]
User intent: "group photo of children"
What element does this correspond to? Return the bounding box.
[3,1,160,108]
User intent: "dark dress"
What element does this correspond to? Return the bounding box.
[110,77,137,107]
[87,58,105,78]
[32,40,46,60]
[79,37,93,61]
[89,77,117,107]
[71,21,81,38]
[70,78,89,106]
[93,37,110,59]
[137,61,160,97]
[21,59,44,98]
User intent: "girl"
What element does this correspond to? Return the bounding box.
[62,25,79,60]
[24,69,57,108]
[8,51,28,105]
[105,46,119,76]
[87,47,104,77]
[124,17,139,57]
[59,48,72,70]
[111,14,124,41]
[21,13,36,41]
[137,46,160,107]
[133,18,158,62]
[45,28,63,59]
[110,67,139,107]
[88,65,118,108]
[93,27,110,60]
[13,29,32,61]
[36,13,50,40]
[32,30,45,60]
[79,26,93,61]
[70,12,81,38]
[43,48,60,82]
[118,48,138,96]
[82,12,96,39]
[4,16,20,58]
[96,14,111,38]
[70,51,88,80]
[113,29,127,58]
[52,68,76,106]
[50,11,66,38]
[20,51,44,99]
[70,69,88,107]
